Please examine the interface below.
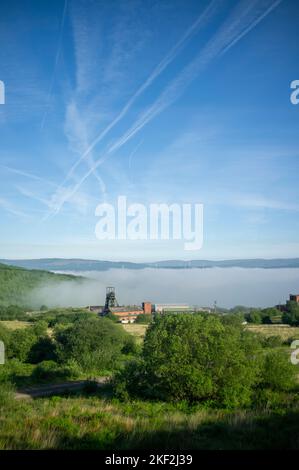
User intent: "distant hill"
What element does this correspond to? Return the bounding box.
[0,263,82,307]
[1,258,299,272]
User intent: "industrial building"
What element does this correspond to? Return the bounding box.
[100,287,152,323]
[88,287,211,323]
[276,293,299,312]
[153,303,194,314]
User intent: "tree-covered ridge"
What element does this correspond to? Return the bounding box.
[0,263,81,307]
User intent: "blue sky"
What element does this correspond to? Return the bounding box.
[0,0,298,261]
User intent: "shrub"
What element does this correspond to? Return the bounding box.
[8,328,37,362]
[32,320,48,336]
[261,308,281,324]
[254,388,289,409]
[0,323,11,350]
[260,351,296,391]
[105,312,119,323]
[55,317,128,373]
[282,302,299,325]
[262,335,282,348]
[284,336,299,346]
[0,305,27,321]
[135,314,152,324]
[0,359,34,386]
[32,360,81,382]
[0,382,14,407]
[28,336,57,364]
[115,314,262,407]
[121,335,139,355]
[246,310,262,324]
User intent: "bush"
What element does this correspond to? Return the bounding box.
[105,312,119,323]
[8,328,37,362]
[0,324,11,351]
[0,359,34,386]
[28,336,56,364]
[0,382,14,407]
[121,335,139,355]
[221,313,245,326]
[284,335,299,346]
[254,388,290,409]
[260,351,296,391]
[47,311,95,327]
[135,314,152,324]
[32,320,48,336]
[262,336,282,348]
[115,314,262,407]
[261,308,281,324]
[246,310,262,324]
[55,317,128,373]
[32,360,81,382]
[0,305,27,321]
[282,302,299,326]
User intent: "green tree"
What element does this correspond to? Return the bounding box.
[115,314,262,407]
[28,336,56,364]
[32,320,48,337]
[135,314,152,324]
[55,317,128,372]
[260,351,296,391]
[261,308,280,325]
[8,329,37,362]
[282,301,299,326]
[247,310,262,324]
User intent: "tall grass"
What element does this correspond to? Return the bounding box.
[0,391,299,449]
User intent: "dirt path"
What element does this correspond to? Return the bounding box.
[15,377,109,399]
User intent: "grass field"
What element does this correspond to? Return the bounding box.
[0,388,299,449]
[0,320,31,330]
[121,322,299,343]
[121,324,148,343]
[246,324,299,340]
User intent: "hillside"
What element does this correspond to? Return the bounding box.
[0,263,82,307]
[1,257,299,271]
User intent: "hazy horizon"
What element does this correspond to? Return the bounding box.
[27,267,299,310]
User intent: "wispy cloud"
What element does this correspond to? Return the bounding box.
[48,0,283,216]
[60,0,220,184]
[108,0,283,154]
[1,165,57,187]
[0,197,29,218]
[0,165,97,218]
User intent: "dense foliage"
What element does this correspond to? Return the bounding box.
[135,314,152,324]
[282,301,299,326]
[0,263,81,307]
[115,314,297,407]
[55,317,135,373]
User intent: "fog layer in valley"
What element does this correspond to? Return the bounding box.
[27,268,299,309]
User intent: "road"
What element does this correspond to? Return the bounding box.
[15,377,109,400]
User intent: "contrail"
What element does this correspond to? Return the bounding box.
[220,0,282,55]
[0,197,30,219]
[59,0,220,184]
[108,0,283,154]
[41,0,68,130]
[1,165,57,187]
[128,139,143,171]
[48,0,283,216]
